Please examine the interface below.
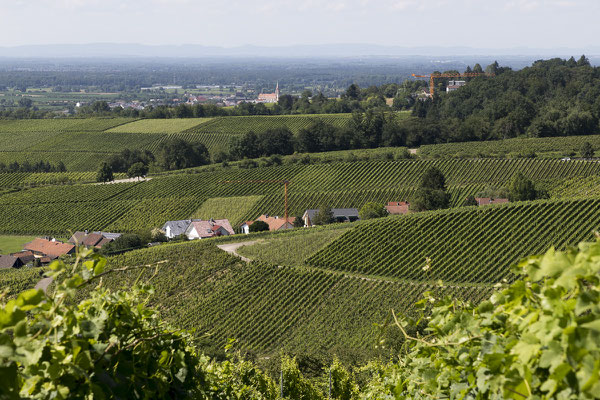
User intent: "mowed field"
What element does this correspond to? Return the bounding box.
[0,114,355,172]
[0,235,36,254]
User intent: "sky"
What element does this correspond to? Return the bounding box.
[1,0,599,51]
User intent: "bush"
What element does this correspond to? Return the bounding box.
[249,220,270,232]
[372,240,600,398]
[359,202,388,220]
[581,141,595,158]
[410,167,450,211]
[508,171,537,201]
[102,233,144,254]
[313,207,334,225]
[157,138,210,170]
[0,251,205,399]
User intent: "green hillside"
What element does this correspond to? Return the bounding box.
[84,239,494,364]
[1,158,600,235]
[0,115,356,172]
[306,198,600,283]
[419,134,600,159]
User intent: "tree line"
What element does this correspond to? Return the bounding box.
[96,138,210,182]
[0,160,66,173]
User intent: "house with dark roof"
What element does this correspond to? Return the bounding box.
[68,231,122,248]
[302,208,359,227]
[185,219,235,239]
[0,255,23,269]
[23,238,75,260]
[161,220,192,239]
[10,251,35,265]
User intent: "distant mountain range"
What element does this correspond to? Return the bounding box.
[1,43,598,58]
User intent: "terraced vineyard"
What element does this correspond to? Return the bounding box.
[307,198,600,283]
[83,240,494,362]
[418,134,600,159]
[1,158,599,235]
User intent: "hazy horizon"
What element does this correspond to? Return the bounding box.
[1,0,598,53]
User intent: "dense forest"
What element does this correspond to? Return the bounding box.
[410,56,600,143]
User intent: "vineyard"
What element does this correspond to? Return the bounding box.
[418,134,600,159]
[0,115,355,172]
[106,118,213,134]
[306,198,600,283]
[77,240,495,364]
[0,118,136,133]
[0,267,44,298]
[0,171,127,189]
[236,226,350,266]
[187,114,354,134]
[1,158,600,234]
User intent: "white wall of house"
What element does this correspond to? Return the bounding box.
[241,224,250,234]
[186,227,201,240]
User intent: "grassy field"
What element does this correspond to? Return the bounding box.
[191,195,264,226]
[0,235,36,254]
[188,114,354,134]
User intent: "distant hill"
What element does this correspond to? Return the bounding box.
[1,43,599,58]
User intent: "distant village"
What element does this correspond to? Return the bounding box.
[105,83,281,110]
[0,196,507,270]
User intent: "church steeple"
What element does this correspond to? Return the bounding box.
[275,81,279,101]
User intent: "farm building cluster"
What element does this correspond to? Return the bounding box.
[0,197,509,269]
[0,231,121,269]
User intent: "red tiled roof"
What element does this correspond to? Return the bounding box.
[475,197,509,206]
[23,238,75,259]
[68,231,87,245]
[188,219,235,238]
[257,215,296,231]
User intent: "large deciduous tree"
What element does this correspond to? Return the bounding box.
[508,171,537,201]
[157,138,209,170]
[96,162,114,183]
[359,202,388,220]
[410,167,450,211]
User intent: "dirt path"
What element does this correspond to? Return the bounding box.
[217,241,259,262]
[94,177,152,185]
[34,277,53,294]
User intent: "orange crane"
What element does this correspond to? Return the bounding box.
[219,179,291,220]
[411,72,494,97]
